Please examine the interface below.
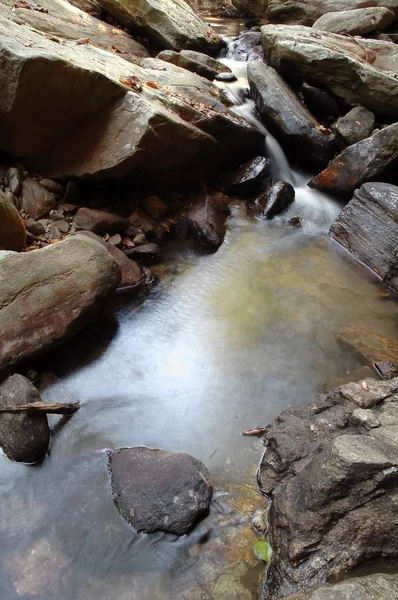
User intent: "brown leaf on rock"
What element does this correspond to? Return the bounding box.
[146,81,159,89]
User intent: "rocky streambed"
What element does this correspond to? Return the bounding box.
[0,1,398,599]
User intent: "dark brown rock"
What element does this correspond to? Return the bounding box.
[73,208,129,236]
[187,190,230,251]
[125,243,160,264]
[0,235,121,376]
[0,189,26,251]
[108,446,212,535]
[141,196,167,220]
[21,179,56,220]
[310,124,398,198]
[300,83,340,121]
[222,156,271,198]
[25,220,46,236]
[0,374,50,463]
[329,182,398,289]
[39,178,65,196]
[253,181,295,219]
[248,61,331,169]
[336,324,398,364]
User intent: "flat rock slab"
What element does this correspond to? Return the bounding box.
[108,447,212,535]
[0,374,50,463]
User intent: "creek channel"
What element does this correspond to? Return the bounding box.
[0,18,397,600]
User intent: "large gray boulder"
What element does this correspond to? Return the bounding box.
[0,375,50,464]
[286,573,398,599]
[329,182,398,291]
[109,447,212,535]
[309,124,398,198]
[94,0,224,53]
[0,235,121,376]
[261,24,398,118]
[248,62,331,168]
[0,190,26,251]
[313,7,395,35]
[258,377,398,597]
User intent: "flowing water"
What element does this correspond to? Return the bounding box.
[1,19,397,600]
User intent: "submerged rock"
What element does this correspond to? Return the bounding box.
[108,446,212,535]
[261,24,398,118]
[253,182,295,219]
[0,235,121,375]
[313,7,395,36]
[94,0,224,53]
[259,376,398,597]
[310,125,398,198]
[248,62,331,168]
[332,106,375,147]
[329,182,398,289]
[0,189,26,251]
[336,324,398,364]
[187,190,231,251]
[0,374,50,463]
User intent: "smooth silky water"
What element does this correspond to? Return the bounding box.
[1,19,397,600]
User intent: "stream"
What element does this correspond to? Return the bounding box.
[0,18,397,600]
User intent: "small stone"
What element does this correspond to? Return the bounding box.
[5,167,22,196]
[108,233,122,247]
[215,72,238,82]
[39,178,65,196]
[132,234,148,245]
[49,225,62,240]
[73,208,129,236]
[124,243,160,264]
[21,179,56,220]
[254,181,295,219]
[25,220,46,236]
[0,189,26,251]
[374,361,398,380]
[141,196,167,220]
[51,220,70,233]
[222,156,271,198]
[287,216,302,227]
[350,408,380,429]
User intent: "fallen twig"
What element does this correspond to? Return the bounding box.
[0,402,80,415]
[242,426,268,437]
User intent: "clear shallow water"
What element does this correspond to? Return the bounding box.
[1,20,397,600]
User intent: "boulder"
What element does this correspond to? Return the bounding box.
[155,49,232,81]
[187,190,231,251]
[329,182,398,288]
[226,30,263,62]
[108,446,212,535]
[309,124,398,198]
[336,324,398,364]
[300,83,340,121]
[258,376,398,597]
[332,106,375,147]
[73,207,129,236]
[0,375,50,463]
[221,156,271,198]
[94,0,224,54]
[313,7,395,35]
[0,235,121,375]
[253,181,295,218]
[21,179,56,220]
[261,24,398,118]
[248,62,331,168]
[286,573,398,600]
[0,189,26,251]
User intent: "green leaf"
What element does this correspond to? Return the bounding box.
[254,540,273,563]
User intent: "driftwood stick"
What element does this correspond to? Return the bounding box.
[0,402,80,415]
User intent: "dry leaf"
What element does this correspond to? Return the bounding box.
[146,81,159,89]
[361,380,368,390]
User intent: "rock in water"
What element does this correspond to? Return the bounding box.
[108,447,212,535]
[248,62,331,168]
[0,235,121,376]
[312,7,395,36]
[222,156,271,198]
[332,106,375,147]
[261,25,398,118]
[258,376,398,596]
[254,181,295,219]
[329,182,398,288]
[0,189,26,251]
[0,375,50,463]
[94,0,224,54]
[187,191,230,251]
[290,573,398,599]
[309,124,398,198]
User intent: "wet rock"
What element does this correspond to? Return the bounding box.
[21,179,56,220]
[254,182,295,219]
[222,156,271,198]
[261,25,398,118]
[141,196,167,220]
[108,233,122,247]
[258,376,398,597]
[226,30,263,62]
[132,234,148,245]
[108,446,212,535]
[73,208,129,236]
[300,83,340,121]
[313,7,395,36]
[287,573,398,600]
[0,374,50,463]
[336,324,398,364]
[323,365,376,392]
[329,182,398,288]
[248,62,331,168]
[310,125,398,198]
[332,106,375,147]
[287,216,302,227]
[187,190,230,251]
[156,49,232,81]
[48,224,62,240]
[51,220,70,234]
[0,189,26,251]
[5,167,22,197]
[39,178,65,196]
[25,220,46,237]
[0,235,121,375]
[375,361,398,380]
[215,72,238,82]
[95,0,224,54]
[125,243,160,265]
